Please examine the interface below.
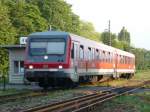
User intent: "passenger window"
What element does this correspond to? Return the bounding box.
[103,51,105,62]
[105,52,108,62]
[111,53,113,63]
[131,58,132,64]
[124,56,125,64]
[108,52,111,63]
[125,57,127,64]
[74,43,78,60]
[96,49,99,60]
[106,52,109,62]
[99,50,101,61]
[92,48,95,60]
[129,57,131,64]
[79,45,84,60]
[88,47,92,60]
[71,43,74,59]
[120,55,122,64]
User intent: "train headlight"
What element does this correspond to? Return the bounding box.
[29,65,33,69]
[58,65,63,69]
[44,55,48,60]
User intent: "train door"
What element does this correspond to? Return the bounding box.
[113,51,118,78]
[71,42,79,82]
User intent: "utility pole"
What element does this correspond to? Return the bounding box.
[108,20,111,46]
[49,25,52,31]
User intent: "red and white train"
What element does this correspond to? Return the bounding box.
[24,31,135,88]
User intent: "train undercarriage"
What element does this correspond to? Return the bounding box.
[25,71,134,89]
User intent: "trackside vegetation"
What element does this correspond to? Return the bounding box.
[0,0,150,76]
[97,69,150,87]
[97,92,150,112]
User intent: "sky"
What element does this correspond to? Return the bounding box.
[66,0,150,50]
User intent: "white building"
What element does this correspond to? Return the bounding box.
[1,37,27,84]
[2,45,26,84]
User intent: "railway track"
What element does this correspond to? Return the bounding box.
[0,91,47,103]
[23,86,141,112]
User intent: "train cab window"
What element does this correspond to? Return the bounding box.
[30,38,65,55]
[47,41,65,54]
[79,45,84,60]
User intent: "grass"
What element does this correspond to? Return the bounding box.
[94,70,150,112]
[96,92,150,112]
[134,70,150,80]
[0,88,22,96]
[0,76,9,84]
[97,69,150,87]
[45,88,87,100]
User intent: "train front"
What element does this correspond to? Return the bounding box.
[24,31,72,88]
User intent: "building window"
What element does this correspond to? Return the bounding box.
[14,61,24,74]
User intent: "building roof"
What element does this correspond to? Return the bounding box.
[0,45,26,49]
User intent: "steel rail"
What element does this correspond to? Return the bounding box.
[23,87,143,112]
[0,91,47,103]
[23,93,106,112]
[73,87,142,112]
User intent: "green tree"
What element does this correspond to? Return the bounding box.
[29,0,74,32]
[130,47,150,70]
[101,31,117,46]
[8,1,48,37]
[0,3,16,74]
[118,26,130,44]
[69,13,81,34]
[79,21,100,41]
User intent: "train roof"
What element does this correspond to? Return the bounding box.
[28,31,134,58]
[29,31,69,38]
[70,33,135,58]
